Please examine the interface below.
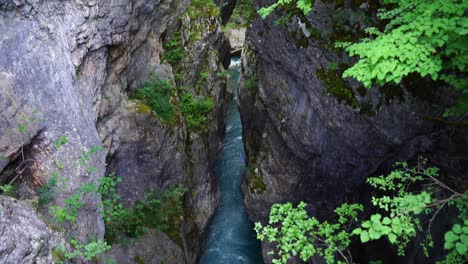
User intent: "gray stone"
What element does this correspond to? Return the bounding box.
[106,229,185,264]
[1,0,230,263]
[226,28,246,51]
[0,196,64,264]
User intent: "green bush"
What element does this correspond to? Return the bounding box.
[244,75,258,93]
[180,93,215,131]
[98,173,187,244]
[163,33,184,66]
[227,0,255,28]
[133,75,176,123]
[53,239,111,262]
[49,181,98,224]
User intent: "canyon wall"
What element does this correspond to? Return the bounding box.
[238,0,466,262]
[0,0,229,263]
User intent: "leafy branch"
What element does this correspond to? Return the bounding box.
[255,159,467,263]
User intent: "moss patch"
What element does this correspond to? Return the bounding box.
[244,75,258,94]
[134,255,145,264]
[131,101,153,115]
[247,170,266,195]
[317,67,359,108]
[290,29,309,49]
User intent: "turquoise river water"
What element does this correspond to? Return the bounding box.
[198,58,263,264]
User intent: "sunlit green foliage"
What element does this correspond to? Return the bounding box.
[338,0,467,89]
[256,161,467,263]
[50,181,98,224]
[444,221,468,256]
[255,202,362,264]
[259,0,468,116]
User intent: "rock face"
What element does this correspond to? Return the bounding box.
[238,0,466,262]
[0,196,64,264]
[226,28,246,51]
[106,229,185,264]
[214,0,237,24]
[0,0,229,263]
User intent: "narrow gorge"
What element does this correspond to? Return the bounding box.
[199,58,262,263]
[1,0,467,264]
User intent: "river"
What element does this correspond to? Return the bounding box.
[198,58,263,264]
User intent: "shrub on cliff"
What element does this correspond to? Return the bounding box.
[133,75,176,123]
[180,93,215,132]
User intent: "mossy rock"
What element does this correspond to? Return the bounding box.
[134,255,145,264]
[131,101,153,115]
[317,67,359,109]
[248,171,266,195]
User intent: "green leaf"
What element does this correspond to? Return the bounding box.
[445,231,458,243]
[453,224,462,234]
[361,230,370,243]
[362,221,372,228]
[445,241,455,250]
[372,221,383,231]
[371,214,382,222]
[382,217,391,225]
[461,235,468,245]
[455,242,467,255]
[388,233,397,244]
[353,228,362,235]
[381,226,391,235]
[369,228,382,240]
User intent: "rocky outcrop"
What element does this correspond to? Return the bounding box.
[106,229,185,264]
[0,0,229,263]
[0,196,65,264]
[226,28,246,51]
[238,0,466,262]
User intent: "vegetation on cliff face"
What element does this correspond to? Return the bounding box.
[159,4,222,134]
[99,174,187,245]
[256,160,468,263]
[252,2,468,261]
[337,0,467,117]
[226,0,255,28]
[132,75,176,123]
[259,0,468,117]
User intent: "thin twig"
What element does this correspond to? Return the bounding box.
[427,193,454,236]
[314,237,351,264]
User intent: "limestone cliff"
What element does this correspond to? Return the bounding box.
[0,0,229,263]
